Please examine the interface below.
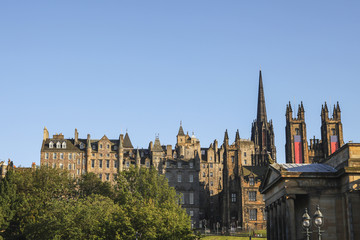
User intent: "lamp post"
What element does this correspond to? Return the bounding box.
[302,208,312,240]
[302,205,324,240]
[313,206,324,240]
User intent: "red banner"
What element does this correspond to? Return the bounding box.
[294,135,302,163]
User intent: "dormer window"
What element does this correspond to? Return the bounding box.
[62,142,66,149]
[49,141,54,148]
[114,146,118,150]
[56,142,61,148]
[79,143,84,149]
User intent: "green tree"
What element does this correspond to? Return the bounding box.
[78,172,114,198]
[115,167,194,240]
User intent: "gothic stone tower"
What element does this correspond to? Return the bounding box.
[321,102,344,158]
[285,102,310,164]
[251,70,276,165]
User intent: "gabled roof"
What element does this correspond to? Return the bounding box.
[123,133,133,149]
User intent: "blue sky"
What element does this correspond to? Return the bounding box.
[1,1,359,166]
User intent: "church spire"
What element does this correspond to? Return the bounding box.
[257,70,267,122]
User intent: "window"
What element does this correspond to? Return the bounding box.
[45,153,49,159]
[77,169,80,175]
[189,210,194,217]
[210,157,212,161]
[295,128,300,135]
[113,174,117,180]
[99,153,103,157]
[52,163,56,168]
[178,162,182,168]
[53,153,57,159]
[202,164,205,168]
[91,160,95,168]
[332,128,336,135]
[68,153,72,160]
[249,191,256,201]
[250,209,257,221]
[106,173,110,181]
[62,142,66,148]
[99,144,102,149]
[166,161,171,168]
[60,163,63,169]
[210,172,213,177]
[99,160,103,168]
[99,174,102,180]
[189,162,193,168]
[114,146,118,150]
[231,156,235,163]
[126,161,130,168]
[210,181,213,186]
[107,144,110,149]
[177,174,182,183]
[244,160,247,165]
[56,142,61,148]
[68,164,71,170]
[106,160,110,168]
[189,174,193,183]
[244,152,247,157]
[73,163,75,169]
[77,159,81,165]
[249,177,255,186]
[210,190,213,195]
[189,192,194,204]
[201,150,205,155]
[210,163,213,168]
[114,161,118,168]
[60,153,64,160]
[231,193,236,202]
[219,167,221,171]
[49,141,53,148]
[80,143,84,149]
[146,161,150,168]
[106,154,110,157]
[202,172,205,177]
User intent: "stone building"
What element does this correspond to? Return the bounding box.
[260,143,360,240]
[40,70,273,231]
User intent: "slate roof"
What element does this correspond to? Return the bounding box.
[280,163,337,173]
[123,133,133,148]
[242,166,267,178]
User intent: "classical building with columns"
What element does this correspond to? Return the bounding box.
[260,143,360,240]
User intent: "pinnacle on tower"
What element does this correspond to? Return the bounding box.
[177,121,185,136]
[224,129,229,144]
[235,129,240,141]
[257,70,267,122]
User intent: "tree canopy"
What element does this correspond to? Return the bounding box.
[0,167,195,240]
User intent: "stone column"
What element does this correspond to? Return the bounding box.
[271,203,276,240]
[277,200,282,240]
[286,195,296,240]
[281,197,286,240]
[265,206,271,240]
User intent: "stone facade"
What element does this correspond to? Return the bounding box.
[40,71,273,232]
[260,143,360,240]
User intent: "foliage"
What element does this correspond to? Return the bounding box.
[0,166,194,239]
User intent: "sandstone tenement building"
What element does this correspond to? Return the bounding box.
[41,70,350,233]
[40,71,275,231]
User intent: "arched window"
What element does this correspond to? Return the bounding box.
[49,141,54,148]
[62,142,66,149]
[56,142,61,148]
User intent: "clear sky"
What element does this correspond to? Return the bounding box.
[1,1,359,167]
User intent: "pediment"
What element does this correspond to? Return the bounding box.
[260,165,281,193]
